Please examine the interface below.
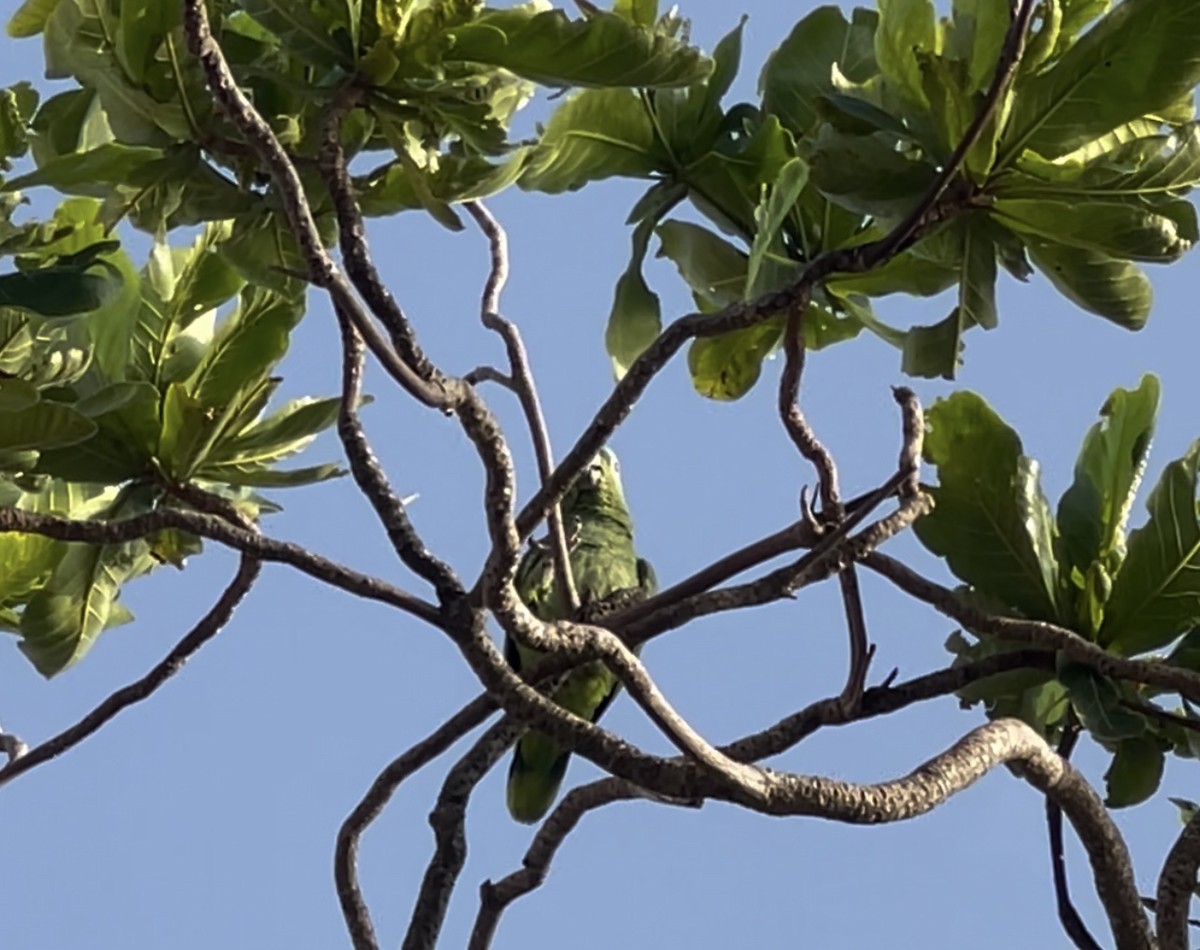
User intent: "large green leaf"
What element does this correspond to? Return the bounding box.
[203,395,344,471]
[688,316,785,401]
[445,7,711,88]
[0,399,96,451]
[605,182,684,379]
[806,127,938,219]
[1025,238,1153,328]
[655,220,747,308]
[915,392,1061,619]
[2,143,166,193]
[18,487,159,677]
[238,0,354,68]
[520,88,660,193]
[1057,375,1160,582]
[6,0,60,38]
[1101,442,1200,654]
[745,157,808,296]
[875,0,937,110]
[187,285,303,410]
[1002,0,1200,162]
[992,197,1193,264]
[35,381,161,483]
[759,6,879,137]
[0,249,124,318]
[196,461,345,488]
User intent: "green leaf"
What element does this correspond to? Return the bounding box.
[992,198,1193,264]
[238,0,353,68]
[900,308,964,380]
[655,220,748,308]
[1057,375,1160,582]
[1002,0,1200,162]
[6,0,60,38]
[520,88,660,193]
[35,382,161,483]
[2,143,166,193]
[760,6,879,137]
[0,400,96,452]
[875,0,937,110]
[1025,238,1153,328]
[915,392,1060,618]
[687,316,784,401]
[1104,735,1165,808]
[446,8,711,88]
[197,461,345,488]
[950,0,1011,94]
[188,286,304,409]
[606,219,663,380]
[1059,663,1146,741]
[745,158,808,296]
[170,221,246,328]
[0,81,38,165]
[958,217,998,330]
[1101,442,1200,655]
[204,395,345,470]
[806,126,938,219]
[0,250,123,318]
[19,487,159,677]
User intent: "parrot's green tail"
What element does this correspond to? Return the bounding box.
[506,733,571,824]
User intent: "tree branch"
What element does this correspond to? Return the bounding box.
[778,299,840,512]
[0,549,260,789]
[335,695,499,950]
[401,718,523,950]
[1046,721,1104,950]
[334,305,464,604]
[864,551,1200,702]
[1156,807,1200,950]
[463,200,578,614]
[0,507,446,632]
[182,0,452,409]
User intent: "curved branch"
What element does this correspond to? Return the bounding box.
[401,718,523,950]
[1156,807,1200,950]
[0,551,261,789]
[334,307,464,603]
[0,507,446,632]
[334,694,498,950]
[1045,722,1103,950]
[463,200,578,614]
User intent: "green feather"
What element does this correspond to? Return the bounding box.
[505,449,655,824]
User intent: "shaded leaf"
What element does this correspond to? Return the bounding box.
[1104,735,1165,808]
[915,391,1060,618]
[1059,663,1146,741]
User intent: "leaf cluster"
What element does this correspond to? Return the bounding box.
[919,375,1200,808]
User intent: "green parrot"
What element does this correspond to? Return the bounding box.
[506,447,655,824]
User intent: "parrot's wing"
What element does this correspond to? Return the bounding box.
[637,557,657,597]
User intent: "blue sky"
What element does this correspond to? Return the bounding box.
[3,2,1199,948]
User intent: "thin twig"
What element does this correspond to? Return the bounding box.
[0,507,446,632]
[464,200,578,614]
[1045,720,1103,950]
[0,551,260,789]
[464,365,516,390]
[835,566,873,714]
[778,299,840,513]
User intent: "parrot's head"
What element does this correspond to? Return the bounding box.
[564,447,631,523]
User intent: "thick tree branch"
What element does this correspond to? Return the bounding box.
[0,550,260,789]
[0,507,445,632]
[1157,807,1200,950]
[865,552,1200,702]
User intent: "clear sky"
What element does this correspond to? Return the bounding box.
[3,2,1199,948]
